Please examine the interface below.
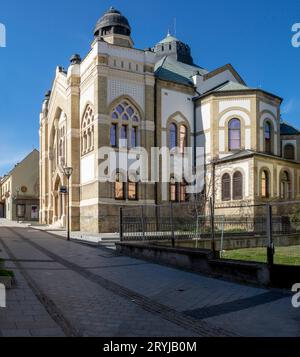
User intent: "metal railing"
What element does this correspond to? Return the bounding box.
[119,200,300,266]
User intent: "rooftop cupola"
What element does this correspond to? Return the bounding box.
[154,32,194,65]
[94,7,134,48]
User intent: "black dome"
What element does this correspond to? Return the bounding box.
[94,7,131,37]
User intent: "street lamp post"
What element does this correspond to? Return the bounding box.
[63,167,73,241]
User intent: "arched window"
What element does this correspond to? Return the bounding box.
[284,144,295,160]
[170,123,178,150]
[110,101,140,148]
[179,125,188,154]
[264,122,272,153]
[280,171,291,200]
[81,105,94,155]
[228,119,241,151]
[222,173,231,201]
[115,173,125,200]
[233,171,243,200]
[261,170,270,198]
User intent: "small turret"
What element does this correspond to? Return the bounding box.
[154,33,194,65]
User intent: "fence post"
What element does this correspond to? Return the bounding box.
[170,202,175,248]
[119,207,124,242]
[155,205,160,232]
[141,205,146,241]
[266,204,274,266]
[210,197,216,257]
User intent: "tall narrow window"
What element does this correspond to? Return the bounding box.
[115,173,125,200]
[170,123,177,150]
[110,124,117,147]
[261,170,269,198]
[131,127,138,148]
[280,171,291,200]
[59,139,63,158]
[284,144,295,160]
[83,132,87,153]
[228,119,241,151]
[179,125,187,154]
[170,177,178,202]
[233,171,243,200]
[180,182,187,202]
[265,122,272,153]
[128,179,138,201]
[87,130,91,149]
[120,125,128,147]
[222,173,231,201]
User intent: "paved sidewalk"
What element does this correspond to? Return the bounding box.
[0,243,64,337]
[28,221,119,248]
[0,220,299,337]
[0,218,118,248]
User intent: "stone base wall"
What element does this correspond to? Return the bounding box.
[79,204,121,233]
[116,242,270,287]
[80,204,99,233]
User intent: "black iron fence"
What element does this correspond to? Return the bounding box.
[120,202,300,242]
[119,200,300,266]
[120,203,201,242]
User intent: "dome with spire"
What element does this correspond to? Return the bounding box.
[94,7,131,38]
[159,32,180,44]
[154,33,194,65]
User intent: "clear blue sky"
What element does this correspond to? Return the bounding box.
[0,0,299,176]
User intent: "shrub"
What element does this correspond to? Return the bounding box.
[0,269,14,278]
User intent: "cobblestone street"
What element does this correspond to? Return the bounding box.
[0,220,299,337]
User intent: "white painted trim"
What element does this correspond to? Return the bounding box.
[219,110,251,127]
[259,113,278,132]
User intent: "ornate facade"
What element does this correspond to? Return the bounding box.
[39,7,300,233]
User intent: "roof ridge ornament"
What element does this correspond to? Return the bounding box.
[108,6,120,14]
